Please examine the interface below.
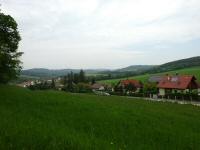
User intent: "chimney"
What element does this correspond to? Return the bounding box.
[166,74,170,81]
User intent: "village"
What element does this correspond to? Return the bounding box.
[18,73,200,101]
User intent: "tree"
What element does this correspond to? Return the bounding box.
[73,73,79,84]
[63,76,67,85]
[51,78,55,89]
[79,69,85,82]
[125,83,136,92]
[67,74,73,91]
[143,83,158,94]
[0,10,22,83]
[91,78,96,85]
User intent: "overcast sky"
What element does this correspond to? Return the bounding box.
[1,0,200,69]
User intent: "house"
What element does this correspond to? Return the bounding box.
[198,82,200,95]
[157,75,198,96]
[17,81,35,88]
[91,83,105,91]
[55,83,64,91]
[118,79,143,93]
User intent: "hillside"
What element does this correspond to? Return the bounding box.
[116,65,155,72]
[21,56,200,79]
[102,65,155,74]
[1,85,200,149]
[21,68,109,78]
[100,56,200,78]
[100,66,200,84]
[147,56,200,73]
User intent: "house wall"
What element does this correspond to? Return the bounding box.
[170,89,198,94]
[171,89,184,94]
[135,88,141,93]
[159,88,165,96]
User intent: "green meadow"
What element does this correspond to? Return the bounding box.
[0,85,200,149]
[99,66,200,84]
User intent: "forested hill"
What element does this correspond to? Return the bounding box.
[114,65,156,72]
[21,68,109,78]
[98,56,200,78]
[147,56,200,74]
[21,56,200,78]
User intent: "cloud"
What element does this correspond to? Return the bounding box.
[1,0,200,69]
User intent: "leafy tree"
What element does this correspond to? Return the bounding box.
[0,9,23,83]
[91,78,96,84]
[125,83,136,92]
[66,73,74,92]
[143,83,158,94]
[79,69,85,82]
[76,83,92,93]
[63,76,67,85]
[114,81,123,92]
[51,78,55,89]
[73,73,79,84]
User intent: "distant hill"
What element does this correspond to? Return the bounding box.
[100,66,200,84]
[21,68,109,78]
[21,56,200,78]
[100,56,200,78]
[147,56,200,73]
[114,65,155,72]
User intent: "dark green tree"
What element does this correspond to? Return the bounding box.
[67,74,73,91]
[91,77,96,85]
[51,78,55,89]
[73,73,79,84]
[79,69,85,82]
[125,83,136,92]
[0,10,22,83]
[63,76,67,85]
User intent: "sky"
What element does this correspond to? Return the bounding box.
[1,0,200,69]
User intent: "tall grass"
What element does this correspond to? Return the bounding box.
[0,85,200,149]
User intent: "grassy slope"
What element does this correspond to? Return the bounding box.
[0,85,200,149]
[99,66,200,84]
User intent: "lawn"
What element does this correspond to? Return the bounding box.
[0,85,200,149]
[100,66,200,85]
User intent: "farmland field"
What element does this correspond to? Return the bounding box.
[99,66,200,84]
[0,85,200,149]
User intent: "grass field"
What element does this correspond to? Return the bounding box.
[1,85,200,149]
[99,67,200,84]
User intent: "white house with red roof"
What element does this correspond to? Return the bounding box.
[198,82,200,95]
[157,75,198,96]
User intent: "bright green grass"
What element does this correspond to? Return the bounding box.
[86,73,107,77]
[100,67,200,84]
[1,85,200,149]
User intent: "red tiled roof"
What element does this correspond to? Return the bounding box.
[121,79,142,88]
[157,75,197,90]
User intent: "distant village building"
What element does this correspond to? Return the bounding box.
[118,79,143,93]
[91,83,105,91]
[55,83,64,91]
[157,75,198,96]
[17,81,35,88]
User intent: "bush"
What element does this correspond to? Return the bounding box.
[75,83,92,93]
